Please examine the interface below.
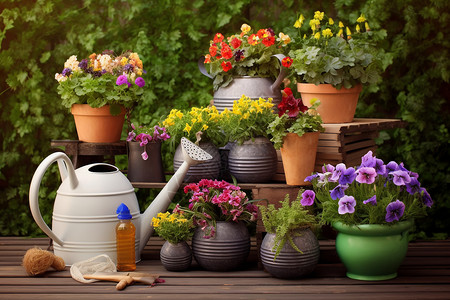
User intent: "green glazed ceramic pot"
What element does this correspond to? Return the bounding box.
[333,220,414,281]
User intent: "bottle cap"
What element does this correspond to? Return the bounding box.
[116,203,132,220]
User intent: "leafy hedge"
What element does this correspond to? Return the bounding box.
[1,0,448,237]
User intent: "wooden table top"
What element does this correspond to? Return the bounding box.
[1,237,449,299]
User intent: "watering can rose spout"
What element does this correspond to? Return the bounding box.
[138,137,213,253]
[29,138,212,265]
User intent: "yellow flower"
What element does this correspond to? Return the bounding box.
[339,21,344,28]
[191,118,197,124]
[314,11,324,21]
[329,18,334,25]
[294,14,305,28]
[151,217,160,228]
[242,112,250,119]
[357,14,366,23]
[241,23,251,34]
[309,19,320,32]
[365,22,371,31]
[338,28,343,37]
[120,57,128,66]
[184,123,192,134]
[346,27,352,36]
[314,32,321,39]
[176,111,183,119]
[356,24,361,33]
[202,124,209,131]
[322,28,333,38]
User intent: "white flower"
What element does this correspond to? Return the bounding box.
[55,73,67,82]
[64,55,80,72]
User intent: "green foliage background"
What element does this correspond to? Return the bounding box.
[1,0,448,237]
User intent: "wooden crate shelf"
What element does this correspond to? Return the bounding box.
[275,118,406,181]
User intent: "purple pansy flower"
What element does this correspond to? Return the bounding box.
[330,184,348,200]
[78,59,88,71]
[124,63,134,73]
[61,68,72,77]
[330,163,346,182]
[304,173,319,182]
[420,188,433,208]
[360,151,376,168]
[322,164,335,173]
[235,49,245,62]
[300,190,315,206]
[356,167,377,184]
[406,177,421,195]
[374,158,386,175]
[363,195,377,206]
[385,161,399,176]
[385,200,405,222]
[135,77,145,87]
[339,167,357,185]
[338,196,356,215]
[391,170,411,186]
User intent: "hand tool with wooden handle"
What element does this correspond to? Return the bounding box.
[83,272,159,290]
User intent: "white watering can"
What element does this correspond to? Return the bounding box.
[29,138,212,265]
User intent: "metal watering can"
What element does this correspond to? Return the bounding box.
[29,138,212,265]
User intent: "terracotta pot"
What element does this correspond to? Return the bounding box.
[297,83,362,124]
[71,104,126,143]
[280,132,320,185]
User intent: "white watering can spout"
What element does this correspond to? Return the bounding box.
[139,137,212,253]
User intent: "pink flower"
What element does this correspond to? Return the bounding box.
[135,77,145,87]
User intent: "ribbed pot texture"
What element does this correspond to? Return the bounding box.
[160,241,192,272]
[260,228,320,279]
[228,137,277,183]
[192,221,250,272]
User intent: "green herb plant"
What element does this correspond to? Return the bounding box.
[258,191,317,259]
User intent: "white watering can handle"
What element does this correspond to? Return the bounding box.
[29,152,78,246]
[197,54,288,88]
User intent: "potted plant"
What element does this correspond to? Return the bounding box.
[179,179,258,271]
[55,50,146,142]
[220,95,278,182]
[258,191,320,279]
[199,24,293,111]
[267,88,324,185]
[126,123,170,183]
[286,12,392,123]
[162,105,224,182]
[151,210,194,271]
[305,150,434,280]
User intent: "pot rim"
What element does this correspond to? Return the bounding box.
[332,219,414,236]
[297,82,362,94]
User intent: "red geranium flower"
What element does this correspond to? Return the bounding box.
[209,45,218,57]
[213,33,224,43]
[278,88,308,117]
[281,56,293,68]
[221,61,232,72]
[261,35,275,47]
[230,37,242,49]
[220,43,233,60]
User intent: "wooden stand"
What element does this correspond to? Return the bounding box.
[51,140,127,168]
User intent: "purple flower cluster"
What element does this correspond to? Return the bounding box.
[127,124,170,160]
[304,150,433,224]
[183,179,258,239]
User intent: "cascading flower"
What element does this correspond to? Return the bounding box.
[127,124,171,160]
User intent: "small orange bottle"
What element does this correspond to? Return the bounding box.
[115,203,136,271]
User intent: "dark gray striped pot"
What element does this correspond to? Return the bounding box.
[192,221,250,272]
[227,137,277,183]
[160,241,192,272]
[260,228,320,279]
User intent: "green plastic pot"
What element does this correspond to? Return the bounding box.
[333,220,414,281]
